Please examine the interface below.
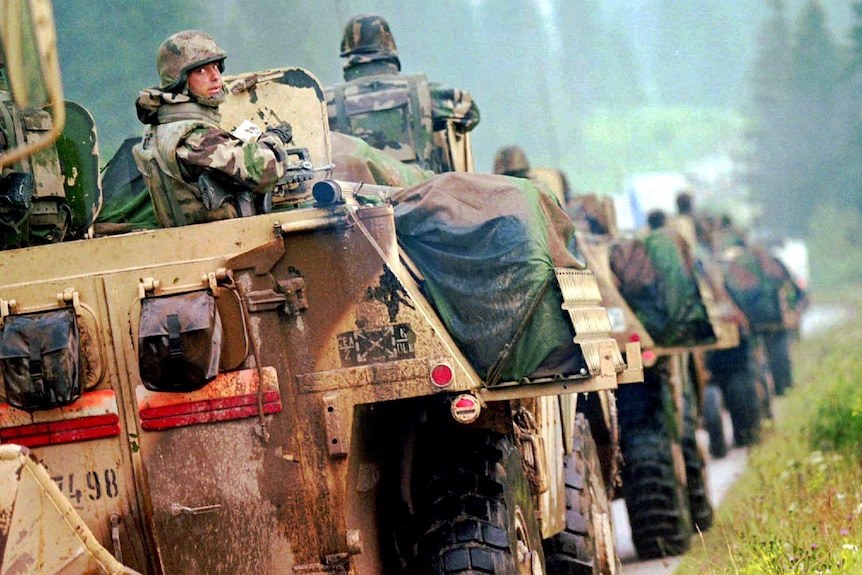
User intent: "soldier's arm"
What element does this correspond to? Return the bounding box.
[429,85,480,133]
[176,127,286,192]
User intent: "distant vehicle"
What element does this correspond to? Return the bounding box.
[0,4,642,574]
[767,237,810,291]
[614,172,691,233]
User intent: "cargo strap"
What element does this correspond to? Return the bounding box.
[27,328,44,389]
[232,277,270,444]
[166,314,186,379]
[485,274,554,387]
[149,142,188,227]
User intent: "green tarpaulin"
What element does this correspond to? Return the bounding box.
[390,172,587,381]
[97,137,158,230]
[611,230,715,347]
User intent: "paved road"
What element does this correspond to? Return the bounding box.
[612,304,851,574]
[799,303,851,339]
[613,423,746,575]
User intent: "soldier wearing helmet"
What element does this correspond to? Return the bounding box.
[493,144,574,209]
[325,14,480,174]
[339,13,402,77]
[493,145,531,179]
[133,30,295,227]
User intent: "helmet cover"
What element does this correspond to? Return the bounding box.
[157,30,226,92]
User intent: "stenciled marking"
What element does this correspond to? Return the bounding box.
[337,323,415,367]
[51,469,120,506]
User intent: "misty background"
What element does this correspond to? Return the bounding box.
[54,1,862,287]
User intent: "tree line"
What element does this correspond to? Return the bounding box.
[50,0,859,273]
[745,0,861,237]
[56,1,836,168]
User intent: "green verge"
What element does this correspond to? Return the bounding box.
[674,286,862,574]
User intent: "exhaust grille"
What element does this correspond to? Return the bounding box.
[555,268,625,375]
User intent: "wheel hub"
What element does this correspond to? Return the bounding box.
[514,506,545,575]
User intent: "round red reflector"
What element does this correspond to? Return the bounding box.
[430,363,454,387]
[643,350,656,363]
[629,333,641,343]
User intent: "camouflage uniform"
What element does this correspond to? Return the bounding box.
[0,56,79,248]
[325,14,479,174]
[133,31,291,227]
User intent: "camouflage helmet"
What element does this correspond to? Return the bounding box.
[157,30,226,92]
[493,145,531,176]
[340,14,400,69]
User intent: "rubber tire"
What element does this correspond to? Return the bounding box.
[616,373,693,560]
[764,330,793,396]
[543,414,620,575]
[412,427,546,575]
[619,431,692,558]
[703,385,728,459]
[722,362,762,447]
[752,336,774,420]
[682,376,714,532]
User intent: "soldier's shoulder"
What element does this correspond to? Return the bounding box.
[177,124,234,152]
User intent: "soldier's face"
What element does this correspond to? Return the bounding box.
[188,62,223,99]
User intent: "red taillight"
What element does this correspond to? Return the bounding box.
[450,394,481,423]
[137,367,281,431]
[430,363,454,388]
[629,333,641,343]
[0,390,121,447]
[643,350,656,363]
[0,414,120,448]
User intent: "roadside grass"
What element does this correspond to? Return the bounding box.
[674,286,862,574]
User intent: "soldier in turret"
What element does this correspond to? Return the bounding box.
[0,51,81,247]
[492,145,532,180]
[667,190,698,250]
[325,14,480,174]
[133,30,295,227]
[492,144,574,209]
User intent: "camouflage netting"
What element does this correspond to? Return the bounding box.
[611,230,715,347]
[723,245,804,331]
[390,172,586,381]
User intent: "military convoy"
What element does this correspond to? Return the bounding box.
[560,192,747,559]
[0,3,806,572]
[0,4,648,574]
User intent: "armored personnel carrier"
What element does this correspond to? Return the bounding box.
[0,5,641,574]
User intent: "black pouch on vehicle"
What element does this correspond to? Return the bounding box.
[138,290,222,392]
[0,307,81,411]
